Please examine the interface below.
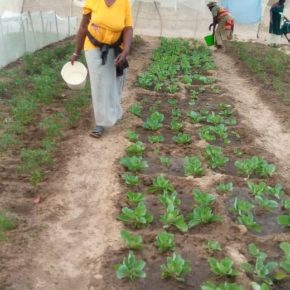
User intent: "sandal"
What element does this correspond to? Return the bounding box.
[90,126,105,138]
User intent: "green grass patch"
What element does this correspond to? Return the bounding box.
[0,212,16,240]
[228,41,290,101]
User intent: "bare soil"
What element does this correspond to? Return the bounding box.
[1,38,290,290]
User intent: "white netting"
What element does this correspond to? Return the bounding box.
[0,0,289,68]
[0,10,77,68]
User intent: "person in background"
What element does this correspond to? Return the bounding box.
[269,0,289,44]
[207,1,234,51]
[70,0,133,138]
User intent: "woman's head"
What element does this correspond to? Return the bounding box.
[207,1,218,9]
[279,0,286,5]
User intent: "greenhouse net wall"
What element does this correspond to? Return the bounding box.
[0,10,77,68]
[1,0,290,68]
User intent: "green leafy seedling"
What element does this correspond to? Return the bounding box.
[202,282,245,290]
[127,192,144,205]
[121,173,140,187]
[127,130,139,142]
[149,175,175,194]
[129,102,142,117]
[160,156,171,167]
[208,257,239,277]
[120,156,148,172]
[148,135,164,143]
[193,189,216,207]
[118,202,153,228]
[121,230,143,250]
[216,182,233,194]
[126,141,145,156]
[184,156,204,177]
[247,181,267,196]
[116,251,146,280]
[160,253,191,281]
[206,240,222,253]
[267,184,284,199]
[172,133,192,144]
[155,231,175,253]
[187,206,221,229]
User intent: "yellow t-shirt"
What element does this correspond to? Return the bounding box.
[83,0,133,51]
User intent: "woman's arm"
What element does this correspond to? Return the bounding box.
[70,13,91,64]
[115,26,133,66]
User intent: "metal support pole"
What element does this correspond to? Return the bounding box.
[54,12,60,40]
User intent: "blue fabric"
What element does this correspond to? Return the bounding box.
[220,0,262,24]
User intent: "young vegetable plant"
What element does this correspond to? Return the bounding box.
[202,282,245,290]
[121,173,140,186]
[118,202,153,228]
[170,119,184,132]
[159,191,181,208]
[160,204,188,233]
[187,206,221,229]
[160,156,171,167]
[241,243,278,285]
[235,157,276,179]
[149,175,175,194]
[216,182,233,194]
[160,253,191,281]
[155,231,175,253]
[127,130,139,142]
[171,108,181,118]
[193,189,216,207]
[255,196,278,212]
[120,156,148,172]
[206,112,224,125]
[129,102,142,117]
[283,199,290,210]
[121,230,143,250]
[187,111,204,123]
[148,135,164,144]
[208,257,239,277]
[168,98,178,106]
[204,145,229,169]
[279,242,290,274]
[116,251,146,281]
[247,181,267,196]
[206,240,222,253]
[267,184,284,199]
[232,198,255,216]
[172,133,192,144]
[277,213,290,228]
[143,111,165,131]
[184,156,204,177]
[126,141,145,156]
[251,282,270,290]
[127,192,144,205]
[238,213,262,233]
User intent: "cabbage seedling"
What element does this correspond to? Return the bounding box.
[121,173,140,186]
[202,282,244,290]
[121,230,143,250]
[208,257,239,277]
[116,251,146,280]
[120,156,148,172]
[183,156,204,177]
[155,231,175,253]
[160,253,191,281]
[216,182,233,194]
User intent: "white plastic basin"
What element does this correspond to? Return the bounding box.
[61,61,88,90]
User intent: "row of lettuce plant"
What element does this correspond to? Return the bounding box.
[115,38,289,289]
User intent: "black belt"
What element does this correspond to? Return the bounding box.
[86,30,129,77]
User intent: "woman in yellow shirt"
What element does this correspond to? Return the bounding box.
[71,0,133,137]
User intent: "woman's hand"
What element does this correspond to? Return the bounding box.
[70,52,80,65]
[115,50,128,66]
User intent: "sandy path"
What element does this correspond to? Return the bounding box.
[8,38,159,290]
[214,52,290,179]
